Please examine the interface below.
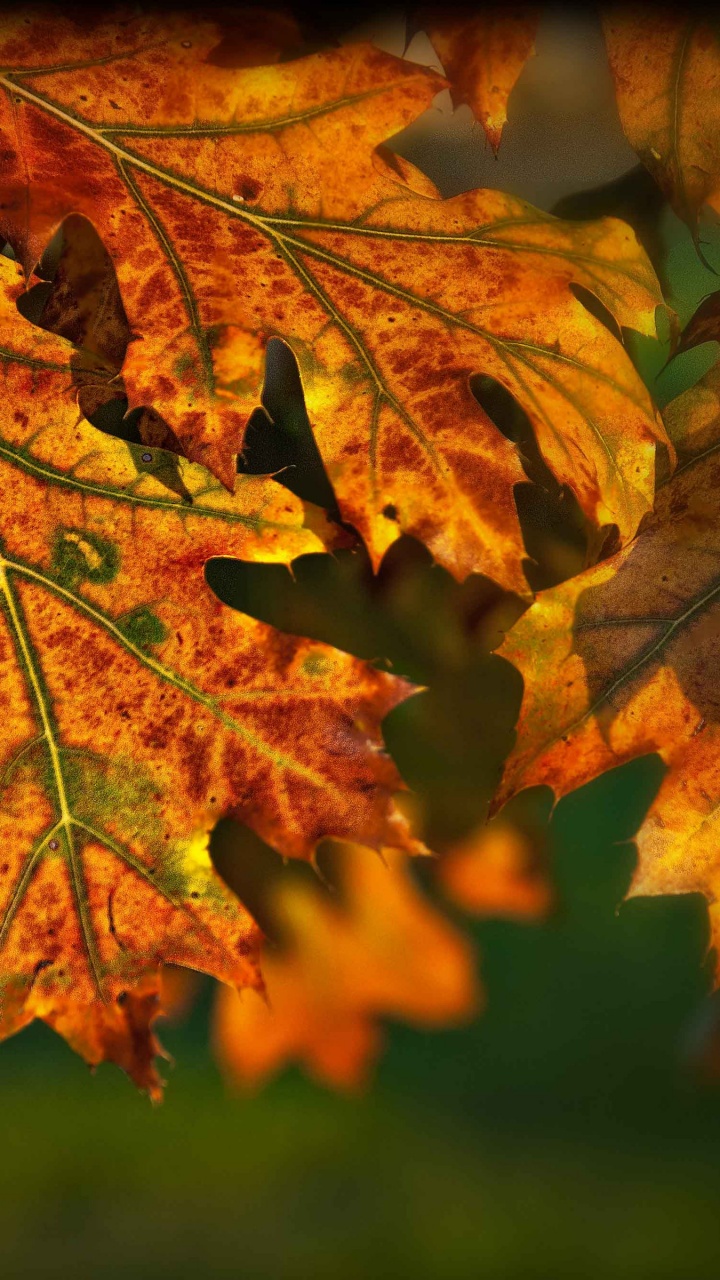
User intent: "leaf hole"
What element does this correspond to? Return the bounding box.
[471,374,588,588]
[238,336,338,512]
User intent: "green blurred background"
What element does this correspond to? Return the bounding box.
[5,7,720,1279]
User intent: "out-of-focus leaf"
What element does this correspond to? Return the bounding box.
[420,7,537,153]
[438,819,551,919]
[213,844,478,1091]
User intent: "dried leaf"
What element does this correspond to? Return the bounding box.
[420,7,537,153]
[213,845,478,1091]
[603,10,720,254]
[0,10,669,586]
[0,252,419,1070]
[495,337,720,972]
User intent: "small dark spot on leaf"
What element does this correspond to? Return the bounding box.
[235,176,262,202]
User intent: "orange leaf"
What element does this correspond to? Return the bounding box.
[438,820,551,919]
[0,251,420,1078]
[420,7,537,153]
[5,973,169,1102]
[0,10,669,586]
[603,10,720,255]
[495,339,720,974]
[213,845,478,1091]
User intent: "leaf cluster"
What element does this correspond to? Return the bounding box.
[0,4,717,1095]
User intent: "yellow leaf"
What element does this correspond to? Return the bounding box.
[603,10,720,254]
[495,340,720,974]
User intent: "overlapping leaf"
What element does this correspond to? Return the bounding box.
[213,843,477,1091]
[495,332,720,974]
[603,9,720,255]
[420,6,537,152]
[0,9,669,588]
[0,251,422,1074]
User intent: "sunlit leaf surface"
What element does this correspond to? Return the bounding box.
[0,9,669,587]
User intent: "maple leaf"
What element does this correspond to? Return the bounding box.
[0,251,422,1077]
[603,10,720,260]
[494,327,720,974]
[212,843,478,1091]
[0,11,669,588]
[419,6,537,153]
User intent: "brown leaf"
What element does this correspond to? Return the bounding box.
[420,7,537,153]
[0,9,669,587]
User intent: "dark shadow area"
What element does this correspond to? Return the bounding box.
[553,165,669,286]
[240,337,338,513]
[471,373,589,589]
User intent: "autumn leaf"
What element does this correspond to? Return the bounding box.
[0,10,669,589]
[0,250,423,1076]
[213,843,478,1091]
[29,973,169,1102]
[420,6,537,153]
[438,818,551,919]
[494,330,720,974]
[603,9,720,259]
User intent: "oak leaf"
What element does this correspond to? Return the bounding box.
[420,7,537,153]
[0,10,669,588]
[213,844,478,1091]
[495,336,720,975]
[0,251,420,1074]
[603,10,720,257]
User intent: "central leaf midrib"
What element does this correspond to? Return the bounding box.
[0,562,104,992]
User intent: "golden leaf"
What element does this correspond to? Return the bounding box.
[0,9,669,587]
